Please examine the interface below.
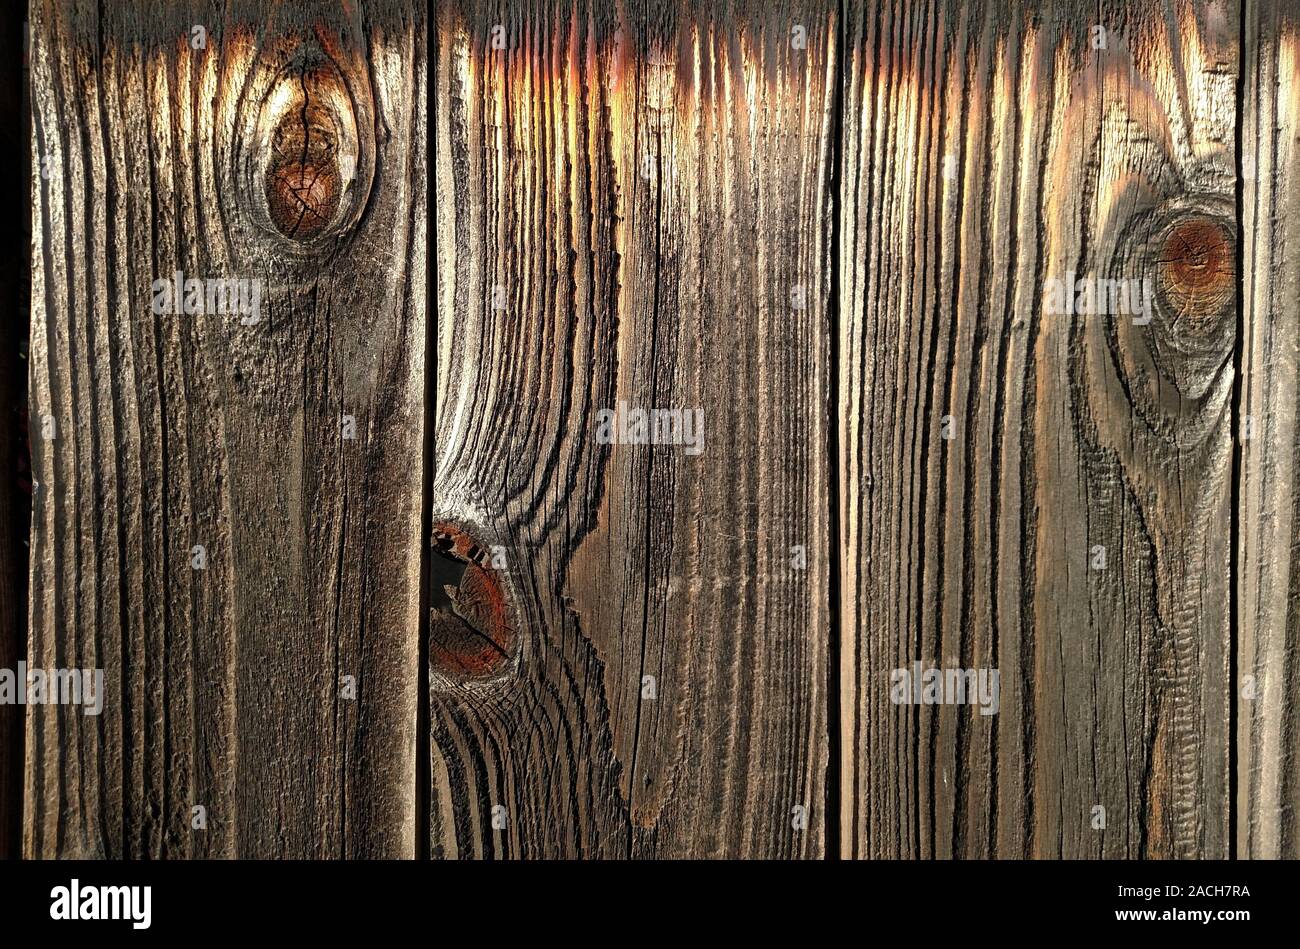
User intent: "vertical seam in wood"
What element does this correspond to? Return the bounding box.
[826,0,846,862]
[1230,0,1247,862]
[416,6,436,864]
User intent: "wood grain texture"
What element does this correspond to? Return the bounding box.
[838,0,1237,858]
[432,0,834,858]
[0,5,29,860]
[26,0,427,857]
[1239,0,1300,860]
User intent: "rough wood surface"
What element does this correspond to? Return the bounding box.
[24,0,1300,863]
[1239,0,1300,860]
[431,0,834,858]
[838,0,1238,858]
[0,5,29,860]
[26,0,427,858]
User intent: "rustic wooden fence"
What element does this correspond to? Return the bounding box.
[5,0,1299,859]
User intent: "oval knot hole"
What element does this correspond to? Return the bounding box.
[430,523,514,680]
[1158,217,1234,321]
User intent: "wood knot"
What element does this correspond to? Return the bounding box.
[253,55,362,244]
[430,522,515,680]
[266,97,341,239]
[1158,217,1234,321]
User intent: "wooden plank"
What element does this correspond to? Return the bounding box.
[0,7,29,860]
[838,0,1237,857]
[26,0,427,857]
[1239,0,1300,860]
[431,0,834,857]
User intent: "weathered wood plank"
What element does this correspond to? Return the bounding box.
[0,6,29,860]
[432,0,834,858]
[26,0,427,857]
[839,0,1237,858]
[1239,0,1300,860]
